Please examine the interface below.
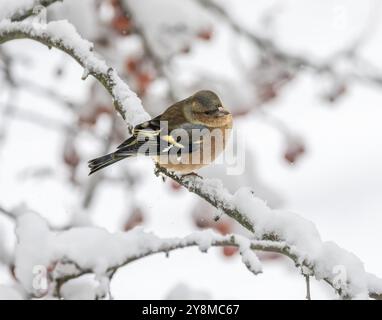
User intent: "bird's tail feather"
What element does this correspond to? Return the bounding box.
[88,152,127,175]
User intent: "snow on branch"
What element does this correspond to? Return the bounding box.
[155,166,382,299]
[15,212,269,298]
[0,19,150,128]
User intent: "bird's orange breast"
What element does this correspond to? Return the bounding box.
[155,120,232,174]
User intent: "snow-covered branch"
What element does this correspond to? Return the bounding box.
[0,19,150,128]
[155,166,382,299]
[15,212,275,298]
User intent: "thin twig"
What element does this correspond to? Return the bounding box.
[305,275,311,300]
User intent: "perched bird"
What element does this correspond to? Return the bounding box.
[88,90,233,175]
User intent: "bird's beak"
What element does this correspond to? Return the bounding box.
[216,106,230,117]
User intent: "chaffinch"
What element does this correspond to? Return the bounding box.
[88,90,233,175]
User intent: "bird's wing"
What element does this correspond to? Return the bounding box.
[115,137,162,156]
[117,116,161,149]
[116,133,198,157]
[116,106,208,155]
[117,115,187,152]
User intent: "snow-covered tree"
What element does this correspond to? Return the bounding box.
[0,0,382,300]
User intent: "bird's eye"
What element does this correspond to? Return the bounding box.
[204,110,215,115]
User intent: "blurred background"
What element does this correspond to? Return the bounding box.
[1,0,382,299]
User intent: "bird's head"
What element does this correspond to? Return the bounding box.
[189,90,232,127]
